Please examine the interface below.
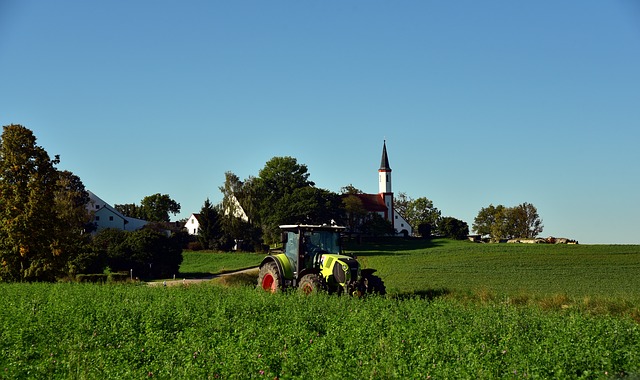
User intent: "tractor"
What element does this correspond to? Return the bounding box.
[257,224,386,295]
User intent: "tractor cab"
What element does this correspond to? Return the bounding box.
[281,224,344,276]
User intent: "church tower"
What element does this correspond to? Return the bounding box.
[378,141,394,224]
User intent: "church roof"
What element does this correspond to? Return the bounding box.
[379,141,391,171]
[353,193,388,212]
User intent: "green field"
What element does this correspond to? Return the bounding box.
[348,239,640,307]
[1,240,640,379]
[178,251,264,278]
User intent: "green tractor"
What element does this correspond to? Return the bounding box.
[257,224,386,295]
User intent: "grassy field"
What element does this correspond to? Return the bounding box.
[1,239,639,378]
[178,251,264,278]
[347,239,640,300]
[181,239,640,318]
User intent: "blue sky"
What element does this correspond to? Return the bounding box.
[1,1,639,244]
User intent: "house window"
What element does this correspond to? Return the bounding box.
[192,219,195,224]
[95,216,100,221]
[109,216,114,221]
[96,205,100,209]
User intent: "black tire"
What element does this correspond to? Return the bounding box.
[298,273,326,295]
[363,274,386,295]
[257,262,281,293]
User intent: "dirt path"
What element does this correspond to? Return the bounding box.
[147,267,259,287]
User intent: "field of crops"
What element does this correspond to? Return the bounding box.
[1,239,639,379]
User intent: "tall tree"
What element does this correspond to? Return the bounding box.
[254,157,315,244]
[0,124,87,281]
[197,198,224,250]
[53,170,94,275]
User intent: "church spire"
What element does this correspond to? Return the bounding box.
[378,140,392,195]
[379,140,391,171]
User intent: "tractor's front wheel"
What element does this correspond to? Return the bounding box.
[298,274,326,295]
[363,274,386,295]
[258,263,281,293]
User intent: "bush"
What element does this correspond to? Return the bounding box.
[187,241,203,251]
[87,228,183,279]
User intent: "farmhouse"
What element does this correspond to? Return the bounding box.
[185,213,201,235]
[86,191,148,232]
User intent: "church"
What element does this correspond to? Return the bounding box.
[351,141,413,237]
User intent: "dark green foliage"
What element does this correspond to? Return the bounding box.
[361,213,395,237]
[90,228,183,279]
[0,125,90,281]
[196,199,224,250]
[438,216,469,240]
[417,222,432,238]
[115,193,181,222]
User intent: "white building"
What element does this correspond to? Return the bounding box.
[184,213,201,235]
[87,191,148,232]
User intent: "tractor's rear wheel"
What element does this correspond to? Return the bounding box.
[363,274,386,295]
[298,274,326,295]
[257,263,281,293]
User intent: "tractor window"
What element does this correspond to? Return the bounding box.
[284,231,299,269]
[303,231,340,256]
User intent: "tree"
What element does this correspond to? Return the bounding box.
[472,204,504,240]
[473,203,543,241]
[402,196,441,237]
[0,124,87,281]
[139,193,181,222]
[197,198,228,250]
[253,157,316,244]
[116,194,181,222]
[114,203,140,219]
[340,184,363,195]
[438,217,469,240]
[507,202,543,239]
[91,228,183,279]
[342,194,368,233]
[361,213,395,237]
[53,170,94,276]
[394,192,411,219]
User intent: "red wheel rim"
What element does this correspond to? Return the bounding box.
[261,273,275,292]
[301,284,312,295]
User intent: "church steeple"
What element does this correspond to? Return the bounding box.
[378,140,392,196]
[380,140,391,171]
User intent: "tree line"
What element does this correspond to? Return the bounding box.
[197,158,543,249]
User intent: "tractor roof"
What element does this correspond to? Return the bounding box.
[279,224,346,232]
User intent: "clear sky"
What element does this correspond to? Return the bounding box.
[2,1,639,244]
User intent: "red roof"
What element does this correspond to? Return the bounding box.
[353,194,387,212]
